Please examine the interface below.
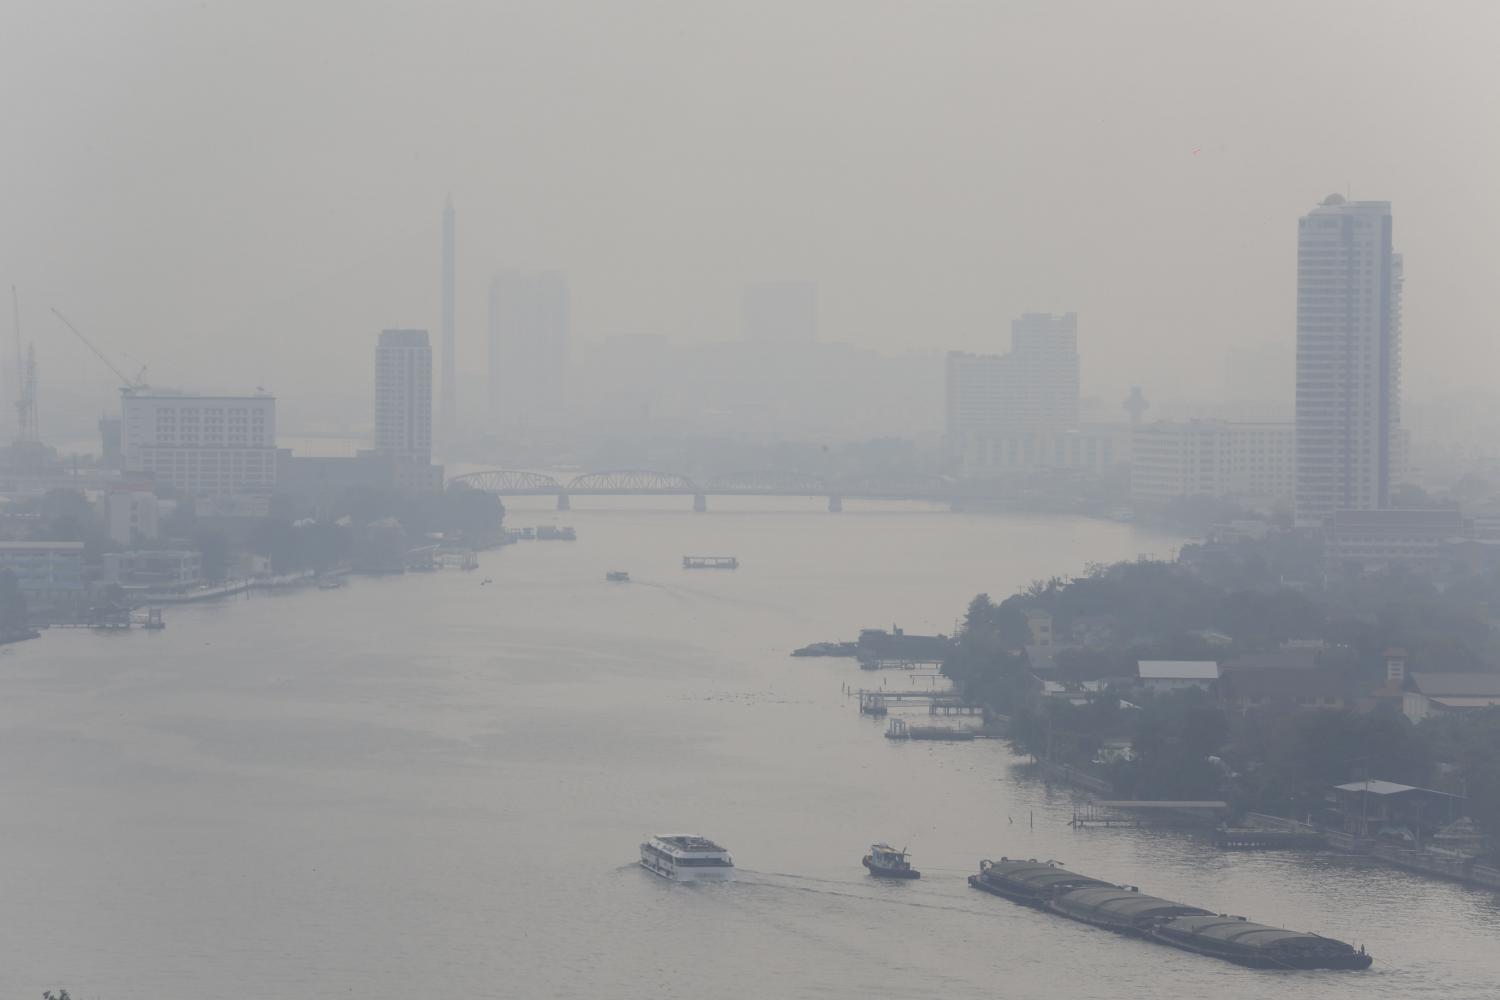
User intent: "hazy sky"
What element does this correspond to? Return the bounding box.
[3,0,1498,424]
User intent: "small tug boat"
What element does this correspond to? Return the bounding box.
[640,834,735,882]
[606,570,630,582]
[863,843,920,879]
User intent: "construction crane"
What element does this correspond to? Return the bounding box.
[11,286,38,445]
[50,307,147,390]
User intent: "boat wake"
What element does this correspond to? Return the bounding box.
[733,870,1001,917]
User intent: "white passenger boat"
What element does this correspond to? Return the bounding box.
[639,834,735,882]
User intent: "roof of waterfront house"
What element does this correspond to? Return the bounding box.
[1137,660,1219,680]
[1221,650,1321,673]
[1410,673,1500,698]
[1332,780,1464,798]
[1220,668,1347,702]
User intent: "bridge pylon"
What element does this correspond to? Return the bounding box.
[828,495,843,513]
[556,493,571,511]
[693,493,707,513]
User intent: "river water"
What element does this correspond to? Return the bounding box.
[1,499,1494,999]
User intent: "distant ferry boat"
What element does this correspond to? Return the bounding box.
[639,834,735,882]
[606,570,630,582]
[863,843,920,879]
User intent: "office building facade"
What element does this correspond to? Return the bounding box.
[375,329,434,462]
[121,389,277,497]
[1294,196,1403,526]
[1131,420,1295,505]
[946,312,1081,461]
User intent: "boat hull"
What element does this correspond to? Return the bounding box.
[864,857,920,879]
[967,873,1048,906]
[1146,928,1373,970]
[640,847,735,882]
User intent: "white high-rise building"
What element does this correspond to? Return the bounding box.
[121,389,277,496]
[945,312,1080,454]
[1294,196,1403,526]
[375,329,433,463]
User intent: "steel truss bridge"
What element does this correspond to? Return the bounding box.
[447,469,963,511]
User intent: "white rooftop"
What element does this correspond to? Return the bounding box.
[1137,660,1219,680]
[1333,780,1464,798]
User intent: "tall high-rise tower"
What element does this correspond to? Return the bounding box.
[375,329,433,463]
[440,195,456,451]
[1294,195,1403,527]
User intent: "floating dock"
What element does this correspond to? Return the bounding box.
[967,858,1371,970]
[683,555,738,569]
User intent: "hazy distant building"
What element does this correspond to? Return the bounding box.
[98,416,122,468]
[1131,420,1294,506]
[0,541,84,600]
[488,271,570,430]
[121,388,277,497]
[440,196,457,451]
[742,281,818,343]
[375,329,433,462]
[1324,508,1469,575]
[946,312,1080,458]
[101,549,202,591]
[960,426,1126,479]
[103,489,159,546]
[1295,196,1403,526]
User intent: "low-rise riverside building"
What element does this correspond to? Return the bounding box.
[1323,507,1472,575]
[1220,668,1350,714]
[101,550,204,591]
[1130,420,1293,506]
[0,540,85,601]
[1402,672,1500,722]
[1136,660,1219,693]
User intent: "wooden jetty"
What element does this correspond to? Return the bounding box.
[885,718,976,741]
[1071,800,1229,829]
[855,689,968,717]
[1214,828,1326,849]
[1213,812,1325,849]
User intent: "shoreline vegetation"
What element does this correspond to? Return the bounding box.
[933,536,1500,889]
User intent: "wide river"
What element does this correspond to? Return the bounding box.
[1,499,1495,999]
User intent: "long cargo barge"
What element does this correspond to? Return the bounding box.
[968,858,1371,970]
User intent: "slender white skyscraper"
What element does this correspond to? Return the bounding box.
[1294,195,1403,527]
[375,328,433,463]
[440,196,456,450]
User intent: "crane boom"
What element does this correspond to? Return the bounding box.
[50,307,141,388]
